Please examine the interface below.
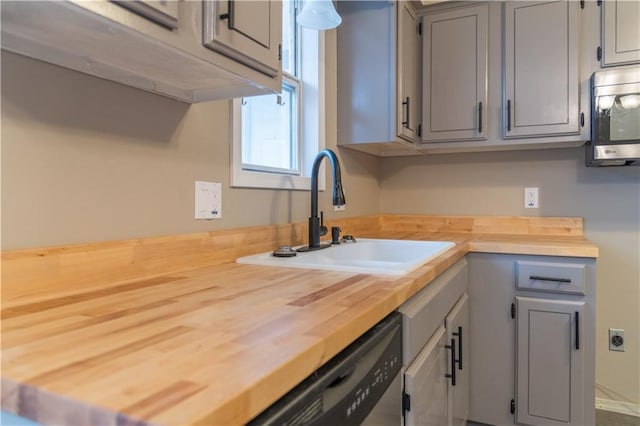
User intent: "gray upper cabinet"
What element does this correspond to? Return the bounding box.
[601,0,640,67]
[0,1,282,103]
[503,1,580,138]
[337,1,421,157]
[203,0,281,78]
[422,4,488,142]
[397,2,420,143]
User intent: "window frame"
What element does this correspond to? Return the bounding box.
[230,10,326,191]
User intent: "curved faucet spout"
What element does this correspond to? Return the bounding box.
[304,149,346,250]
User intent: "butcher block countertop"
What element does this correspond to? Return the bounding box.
[1,215,598,425]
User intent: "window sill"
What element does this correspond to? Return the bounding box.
[231,169,312,190]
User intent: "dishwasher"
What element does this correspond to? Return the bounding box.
[248,312,403,425]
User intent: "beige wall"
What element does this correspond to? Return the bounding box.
[380,148,640,406]
[0,32,380,249]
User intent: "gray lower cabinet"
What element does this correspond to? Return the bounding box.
[404,325,449,426]
[399,258,469,426]
[468,253,595,426]
[601,0,640,66]
[515,296,585,425]
[446,293,469,426]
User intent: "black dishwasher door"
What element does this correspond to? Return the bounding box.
[248,312,402,426]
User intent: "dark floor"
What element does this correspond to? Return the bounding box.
[468,410,639,426]
[596,409,640,426]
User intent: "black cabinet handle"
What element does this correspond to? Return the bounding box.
[575,311,580,350]
[507,99,512,131]
[402,97,413,130]
[445,338,456,386]
[478,102,483,133]
[220,0,235,29]
[529,275,572,283]
[452,326,463,370]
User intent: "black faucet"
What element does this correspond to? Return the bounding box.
[298,149,346,252]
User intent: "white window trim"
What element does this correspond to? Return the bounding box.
[230,31,326,191]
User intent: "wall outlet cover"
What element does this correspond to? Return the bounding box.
[609,328,625,352]
[525,187,539,209]
[195,181,222,219]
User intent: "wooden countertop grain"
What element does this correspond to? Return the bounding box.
[0,216,598,425]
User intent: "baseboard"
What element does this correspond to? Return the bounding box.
[596,398,640,417]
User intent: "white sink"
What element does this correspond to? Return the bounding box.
[236,239,455,276]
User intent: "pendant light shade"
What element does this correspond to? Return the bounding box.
[297,0,342,30]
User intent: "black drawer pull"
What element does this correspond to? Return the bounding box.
[452,326,463,370]
[529,275,572,283]
[575,311,580,350]
[445,338,456,386]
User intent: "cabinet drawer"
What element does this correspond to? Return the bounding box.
[516,261,586,295]
[399,258,468,365]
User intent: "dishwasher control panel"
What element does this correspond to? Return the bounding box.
[343,346,401,421]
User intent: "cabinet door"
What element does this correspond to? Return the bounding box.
[397,2,420,143]
[422,4,488,142]
[467,254,517,426]
[404,325,449,426]
[203,0,281,78]
[504,1,580,138]
[446,293,469,426]
[602,0,640,66]
[516,296,585,425]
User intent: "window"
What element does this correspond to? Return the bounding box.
[231,0,324,190]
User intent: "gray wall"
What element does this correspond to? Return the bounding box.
[379,148,640,406]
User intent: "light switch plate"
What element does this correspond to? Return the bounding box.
[195,181,221,219]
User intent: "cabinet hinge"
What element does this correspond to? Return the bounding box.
[510,303,516,319]
[580,0,585,9]
[597,46,602,61]
[417,124,422,138]
[597,0,602,6]
[510,399,516,414]
[278,43,282,61]
[402,392,411,412]
[418,22,422,35]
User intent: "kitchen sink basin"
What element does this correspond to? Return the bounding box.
[236,239,456,275]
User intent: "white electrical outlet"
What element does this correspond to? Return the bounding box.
[334,205,346,212]
[525,187,539,209]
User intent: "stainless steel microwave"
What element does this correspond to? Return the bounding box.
[587,66,640,166]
